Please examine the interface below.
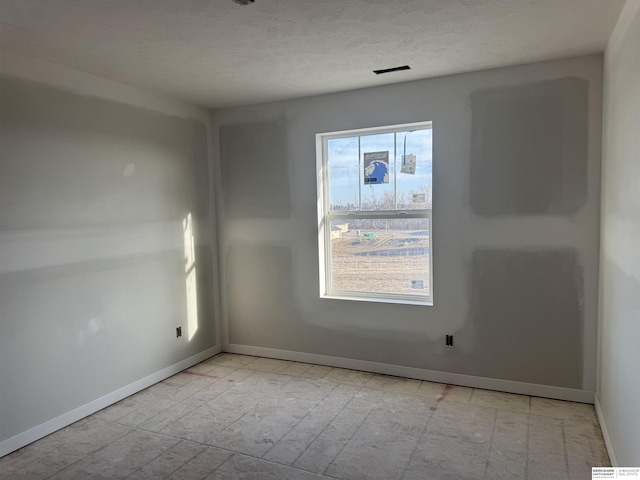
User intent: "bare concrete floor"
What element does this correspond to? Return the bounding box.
[0,353,609,479]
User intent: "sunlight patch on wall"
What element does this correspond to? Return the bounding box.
[183,213,198,341]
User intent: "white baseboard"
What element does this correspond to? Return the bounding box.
[224,343,594,404]
[594,393,619,466]
[0,345,221,458]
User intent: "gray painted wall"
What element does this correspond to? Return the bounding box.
[0,69,217,444]
[598,0,640,465]
[212,55,603,393]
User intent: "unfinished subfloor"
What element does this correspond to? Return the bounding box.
[0,354,609,479]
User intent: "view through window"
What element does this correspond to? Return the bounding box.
[317,121,433,304]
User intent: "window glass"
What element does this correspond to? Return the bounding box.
[328,136,359,211]
[318,121,433,304]
[395,129,432,210]
[329,217,430,297]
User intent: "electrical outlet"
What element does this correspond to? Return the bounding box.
[445,335,453,347]
[176,327,182,338]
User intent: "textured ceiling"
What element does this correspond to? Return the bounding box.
[0,0,626,108]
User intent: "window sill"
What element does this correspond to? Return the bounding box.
[321,294,432,307]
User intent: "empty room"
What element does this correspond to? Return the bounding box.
[1,0,638,478]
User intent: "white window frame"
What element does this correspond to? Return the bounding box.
[316,121,433,306]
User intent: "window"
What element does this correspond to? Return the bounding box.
[316,121,433,305]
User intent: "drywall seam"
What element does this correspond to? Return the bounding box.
[209,134,223,356]
[0,345,221,458]
[223,344,594,403]
[211,122,230,348]
[595,393,619,466]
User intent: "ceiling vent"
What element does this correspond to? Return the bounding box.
[373,65,411,75]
